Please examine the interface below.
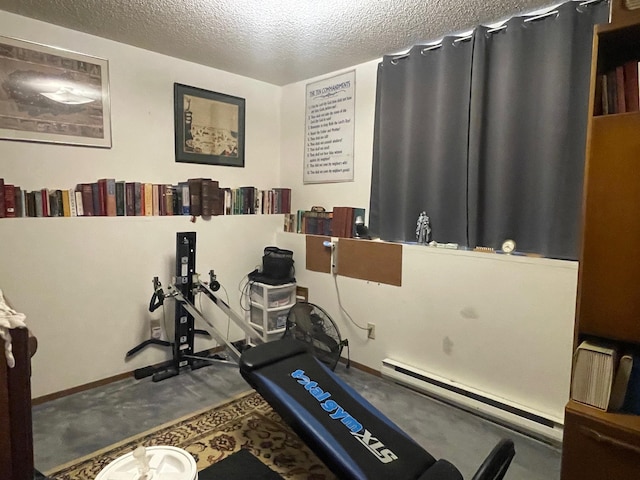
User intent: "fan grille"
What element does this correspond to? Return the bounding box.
[284,302,343,370]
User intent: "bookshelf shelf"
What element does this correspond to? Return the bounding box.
[593,109,640,119]
[561,14,640,480]
[0,180,291,219]
[592,21,640,117]
[567,400,640,433]
[564,401,640,478]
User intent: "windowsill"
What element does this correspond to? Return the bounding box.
[279,231,578,269]
[402,241,578,268]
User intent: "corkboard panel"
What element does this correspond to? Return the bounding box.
[337,239,402,286]
[305,235,332,273]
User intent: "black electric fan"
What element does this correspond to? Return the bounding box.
[283,302,349,371]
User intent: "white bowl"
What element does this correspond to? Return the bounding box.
[95,446,197,480]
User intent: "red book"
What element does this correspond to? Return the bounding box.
[606,70,617,114]
[101,178,116,216]
[97,179,107,216]
[332,207,347,237]
[616,66,626,114]
[346,207,355,238]
[81,184,94,216]
[0,178,5,218]
[624,61,639,112]
[4,184,16,217]
[159,184,167,216]
[280,188,291,214]
[329,207,339,237]
[40,189,50,217]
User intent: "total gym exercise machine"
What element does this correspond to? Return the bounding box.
[126,232,263,382]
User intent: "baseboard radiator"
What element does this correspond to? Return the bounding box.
[381,358,564,444]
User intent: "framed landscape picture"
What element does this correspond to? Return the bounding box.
[174,83,245,167]
[0,36,111,148]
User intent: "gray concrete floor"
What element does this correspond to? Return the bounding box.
[33,361,561,479]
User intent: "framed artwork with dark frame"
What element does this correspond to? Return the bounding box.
[0,35,111,148]
[174,83,245,167]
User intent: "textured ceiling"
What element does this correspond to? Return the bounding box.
[0,0,557,85]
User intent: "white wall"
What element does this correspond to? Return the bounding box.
[280,62,378,213]
[0,10,580,423]
[0,11,283,397]
[279,64,578,421]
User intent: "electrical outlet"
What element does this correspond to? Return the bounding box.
[296,286,309,302]
[367,322,376,339]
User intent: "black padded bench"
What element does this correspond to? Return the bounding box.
[240,339,515,480]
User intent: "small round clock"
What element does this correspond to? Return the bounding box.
[502,239,516,254]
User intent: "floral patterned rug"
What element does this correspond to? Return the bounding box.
[47,391,336,479]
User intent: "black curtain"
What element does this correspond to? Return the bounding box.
[370,0,608,258]
[468,0,609,259]
[370,39,473,244]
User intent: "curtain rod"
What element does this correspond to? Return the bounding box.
[524,10,559,22]
[388,0,606,64]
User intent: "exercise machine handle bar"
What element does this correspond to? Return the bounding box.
[149,277,166,312]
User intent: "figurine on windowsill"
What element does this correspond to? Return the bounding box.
[416,211,431,245]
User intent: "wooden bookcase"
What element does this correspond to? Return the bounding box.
[561,20,640,479]
[1,328,36,480]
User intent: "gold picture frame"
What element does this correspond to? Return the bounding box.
[0,35,111,148]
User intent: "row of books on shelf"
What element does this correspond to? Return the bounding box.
[0,178,291,218]
[283,206,366,237]
[570,339,640,414]
[596,60,640,115]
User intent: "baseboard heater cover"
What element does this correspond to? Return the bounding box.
[381,358,564,444]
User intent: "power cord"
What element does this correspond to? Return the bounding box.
[238,274,255,312]
[333,275,368,331]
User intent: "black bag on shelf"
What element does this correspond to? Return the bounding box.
[262,247,294,279]
[248,247,295,285]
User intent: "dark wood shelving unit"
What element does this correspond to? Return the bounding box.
[561,17,640,479]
